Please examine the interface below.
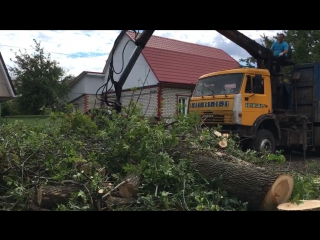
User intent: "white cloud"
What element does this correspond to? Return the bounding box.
[0,30,281,77]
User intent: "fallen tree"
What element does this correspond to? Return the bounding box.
[0,103,301,211]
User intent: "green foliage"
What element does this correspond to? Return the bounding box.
[0,101,252,211]
[8,39,74,115]
[278,30,320,80]
[218,133,286,165]
[0,101,295,211]
[267,152,286,163]
[1,100,20,117]
[239,57,256,68]
[290,173,320,204]
[58,109,98,136]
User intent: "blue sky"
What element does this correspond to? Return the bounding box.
[0,30,280,77]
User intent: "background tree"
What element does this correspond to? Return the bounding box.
[1,100,20,117]
[239,30,320,80]
[8,39,74,115]
[278,30,320,80]
[238,56,256,68]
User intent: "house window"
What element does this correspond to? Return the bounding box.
[178,96,189,115]
[73,104,79,112]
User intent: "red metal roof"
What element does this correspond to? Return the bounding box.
[126,31,240,85]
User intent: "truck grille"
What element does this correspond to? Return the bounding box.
[201,113,225,123]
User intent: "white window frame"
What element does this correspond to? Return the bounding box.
[73,104,79,112]
[177,96,189,115]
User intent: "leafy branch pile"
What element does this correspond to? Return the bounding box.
[0,102,315,211]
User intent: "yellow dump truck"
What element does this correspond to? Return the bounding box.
[188,63,320,157]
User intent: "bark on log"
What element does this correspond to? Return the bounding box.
[192,156,293,211]
[214,151,265,169]
[105,196,136,206]
[277,200,320,211]
[195,149,264,169]
[27,203,50,211]
[118,174,141,198]
[36,184,84,209]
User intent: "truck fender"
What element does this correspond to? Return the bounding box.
[252,114,281,139]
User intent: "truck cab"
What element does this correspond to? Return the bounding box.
[188,68,278,152]
[189,68,272,126]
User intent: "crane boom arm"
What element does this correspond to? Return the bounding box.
[216,30,273,70]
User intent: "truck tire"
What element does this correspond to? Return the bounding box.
[250,129,276,153]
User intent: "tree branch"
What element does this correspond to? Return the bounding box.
[101,179,131,201]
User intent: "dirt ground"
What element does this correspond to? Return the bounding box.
[266,150,320,175]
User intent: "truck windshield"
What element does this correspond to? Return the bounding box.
[193,73,244,97]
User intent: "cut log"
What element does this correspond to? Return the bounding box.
[212,130,228,148]
[98,189,104,194]
[218,139,228,149]
[192,156,293,211]
[213,130,222,137]
[118,174,141,198]
[277,200,320,211]
[36,184,83,209]
[261,175,294,211]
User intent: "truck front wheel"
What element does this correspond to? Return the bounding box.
[249,129,276,154]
